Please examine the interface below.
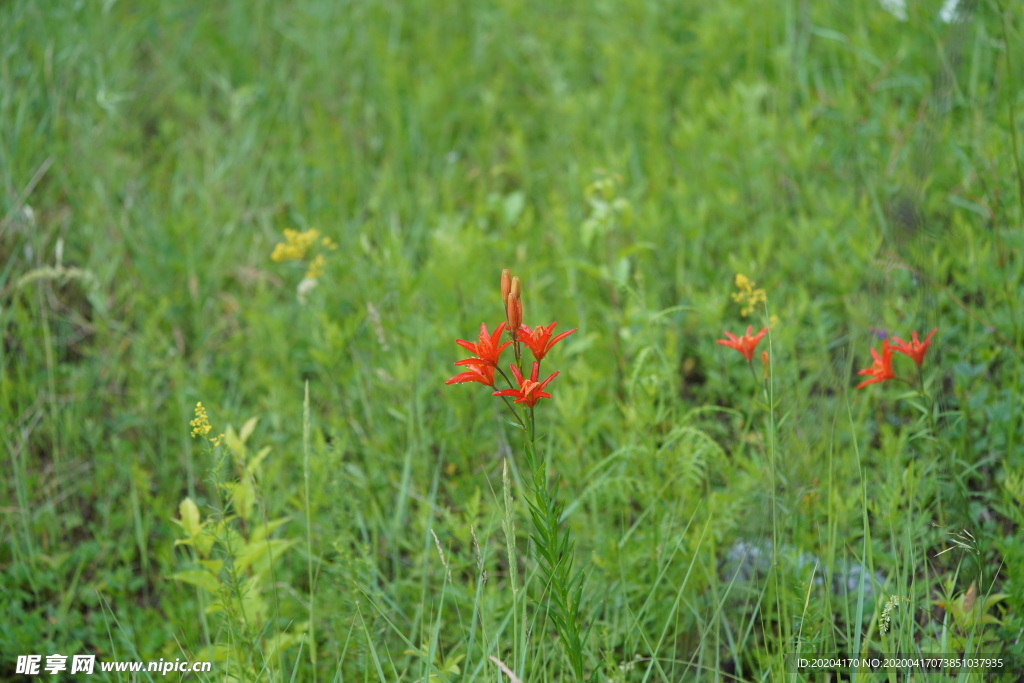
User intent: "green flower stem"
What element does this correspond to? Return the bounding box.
[493,356,585,676]
[746,358,759,386]
[495,367,528,432]
[502,405,586,679]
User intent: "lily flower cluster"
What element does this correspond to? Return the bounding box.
[445,270,576,412]
[715,321,938,393]
[856,329,937,389]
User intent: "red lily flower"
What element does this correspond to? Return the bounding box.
[454,322,511,367]
[517,322,577,361]
[856,339,895,389]
[446,322,511,387]
[890,329,937,367]
[446,361,497,387]
[716,325,768,362]
[493,361,558,407]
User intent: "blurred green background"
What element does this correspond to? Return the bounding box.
[2,0,1023,679]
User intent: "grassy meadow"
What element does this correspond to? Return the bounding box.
[3,0,1024,679]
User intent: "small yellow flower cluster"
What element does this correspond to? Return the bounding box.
[306,253,326,280]
[189,402,225,446]
[190,402,212,438]
[270,229,338,281]
[270,229,321,262]
[731,273,767,317]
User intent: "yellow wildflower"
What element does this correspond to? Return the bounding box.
[731,273,767,317]
[190,402,212,438]
[305,253,326,280]
[190,402,226,446]
[270,228,321,262]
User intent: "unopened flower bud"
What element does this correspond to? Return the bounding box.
[762,350,769,380]
[501,269,511,306]
[507,292,522,330]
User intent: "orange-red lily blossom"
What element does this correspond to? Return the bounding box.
[517,322,577,361]
[446,322,511,387]
[455,322,511,367]
[890,329,937,367]
[493,361,558,407]
[856,339,896,389]
[445,361,497,387]
[716,325,768,362]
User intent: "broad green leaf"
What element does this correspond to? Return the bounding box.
[171,569,220,593]
[235,538,296,574]
[223,425,244,459]
[251,517,289,543]
[198,559,223,574]
[178,498,202,538]
[194,531,214,557]
[194,645,231,663]
[239,415,259,443]
[221,481,255,520]
[247,446,271,477]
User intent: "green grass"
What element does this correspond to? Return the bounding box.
[2,0,1023,680]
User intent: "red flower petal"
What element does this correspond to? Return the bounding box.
[716,325,768,362]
